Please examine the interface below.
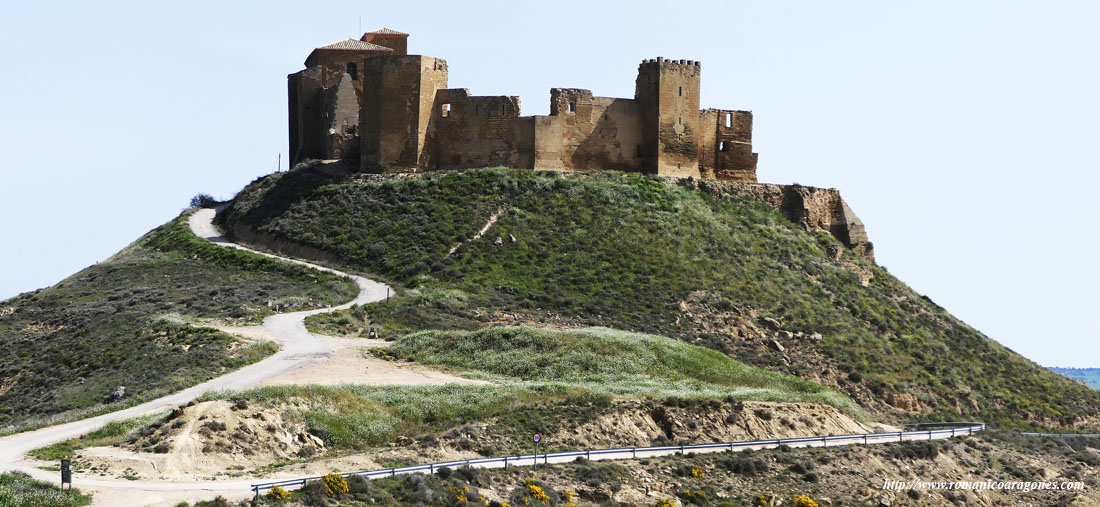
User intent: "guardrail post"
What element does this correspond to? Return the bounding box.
[679,444,684,455]
[822,436,827,448]
[587,450,591,460]
[391,468,395,477]
[504,456,508,469]
[864,434,868,445]
[631,448,635,459]
[430,463,434,474]
[928,430,932,441]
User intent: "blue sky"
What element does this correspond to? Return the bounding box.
[1,1,1097,367]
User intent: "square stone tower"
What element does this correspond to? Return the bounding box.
[360,55,448,171]
[635,58,702,178]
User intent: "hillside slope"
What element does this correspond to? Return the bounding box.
[0,213,358,433]
[220,167,1100,429]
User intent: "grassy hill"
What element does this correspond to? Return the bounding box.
[36,324,865,473]
[220,167,1100,429]
[0,213,358,433]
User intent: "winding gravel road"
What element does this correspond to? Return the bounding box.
[0,206,391,506]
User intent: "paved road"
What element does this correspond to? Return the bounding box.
[251,424,985,495]
[0,206,391,506]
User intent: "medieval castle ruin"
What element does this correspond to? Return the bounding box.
[288,29,759,181]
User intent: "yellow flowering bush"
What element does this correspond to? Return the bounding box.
[267,485,291,500]
[563,490,578,507]
[654,499,676,507]
[690,466,705,478]
[449,485,471,502]
[512,478,552,506]
[793,495,819,507]
[322,472,349,496]
[676,489,708,505]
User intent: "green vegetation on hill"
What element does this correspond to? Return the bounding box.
[29,411,169,462]
[0,472,91,507]
[383,326,860,413]
[0,212,358,433]
[224,168,1100,429]
[38,324,859,462]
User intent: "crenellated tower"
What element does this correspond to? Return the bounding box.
[635,58,702,178]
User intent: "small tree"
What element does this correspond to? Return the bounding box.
[189,193,217,208]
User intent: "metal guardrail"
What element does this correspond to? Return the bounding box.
[250,421,986,496]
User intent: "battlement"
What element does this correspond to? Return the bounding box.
[288,30,758,181]
[640,57,702,68]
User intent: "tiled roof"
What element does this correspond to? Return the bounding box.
[366,27,408,36]
[316,38,392,51]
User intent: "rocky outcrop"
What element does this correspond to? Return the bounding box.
[690,179,875,262]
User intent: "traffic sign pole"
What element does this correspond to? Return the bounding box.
[533,432,542,470]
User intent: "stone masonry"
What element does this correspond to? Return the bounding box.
[288,29,759,181]
[286,29,878,261]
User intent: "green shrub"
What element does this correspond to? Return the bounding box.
[0,472,92,507]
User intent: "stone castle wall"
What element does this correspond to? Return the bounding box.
[289,31,759,182]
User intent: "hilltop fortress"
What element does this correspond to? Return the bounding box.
[288,29,758,181]
[287,29,873,260]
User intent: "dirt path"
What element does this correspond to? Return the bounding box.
[0,206,400,506]
[256,334,487,387]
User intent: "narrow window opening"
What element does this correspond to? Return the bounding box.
[725,113,732,128]
[719,141,727,152]
[441,103,451,118]
[568,101,576,113]
[346,63,358,80]
[679,86,682,96]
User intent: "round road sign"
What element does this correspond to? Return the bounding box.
[533,432,542,443]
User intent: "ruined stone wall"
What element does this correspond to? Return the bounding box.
[287,67,324,164]
[699,109,718,178]
[699,109,758,182]
[692,180,874,261]
[289,68,362,164]
[542,89,645,172]
[321,73,360,160]
[416,58,449,169]
[429,89,526,169]
[636,59,702,178]
[361,55,448,171]
[303,50,388,93]
[714,110,757,182]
